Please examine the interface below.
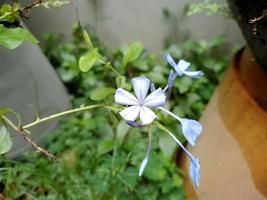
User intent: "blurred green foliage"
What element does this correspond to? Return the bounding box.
[187,0,228,16]
[0,25,232,199]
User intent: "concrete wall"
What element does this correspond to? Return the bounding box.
[25,0,245,52]
[0,42,70,158]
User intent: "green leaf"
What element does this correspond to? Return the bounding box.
[174,77,192,94]
[0,125,12,154]
[116,120,130,146]
[79,48,99,72]
[97,139,114,155]
[0,108,12,123]
[158,133,176,157]
[120,167,138,188]
[0,25,38,49]
[83,29,93,49]
[0,108,12,117]
[144,153,167,181]
[115,75,126,88]
[121,42,144,70]
[90,87,116,101]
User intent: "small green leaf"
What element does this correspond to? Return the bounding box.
[83,29,93,49]
[0,25,38,49]
[174,77,192,94]
[115,75,126,88]
[90,87,116,101]
[79,48,99,72]
[116,120,130,146]
[0,125,12,154]
[0,108,12,123]
[0,4,20,22]
[0,108,12,116]
[121,42,144,70]
[97,139,114,155]
[158,133,176,157]
[120,167,138,188]
[144,152,167,181]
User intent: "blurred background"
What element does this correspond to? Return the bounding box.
[26,0,244,51]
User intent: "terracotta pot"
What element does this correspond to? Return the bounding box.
[182,46,267,199]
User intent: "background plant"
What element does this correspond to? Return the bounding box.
[0,0,69,49]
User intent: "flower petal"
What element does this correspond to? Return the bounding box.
[119,106,140,121]
[183,70,204,78]
[181,119,202,146]
[139,131,152,176]
[150,83,155,92]
[189,156,200,188]
[144,88,166,107]
[115,88,139,106]
[132,77,150,103]
[164,54,177,69]
[177,59,190,71]
[140,106,156,125]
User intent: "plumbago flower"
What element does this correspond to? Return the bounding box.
[114,57,204,188]
[115,77,166,125]
[165,54,204,79]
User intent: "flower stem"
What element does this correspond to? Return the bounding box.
[158,107,182,122]
[22,104,104,129]
[99,58,121,76]
[105,62,121,76]
[155,121,192,158]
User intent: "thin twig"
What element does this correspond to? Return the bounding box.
[2,116,57,161]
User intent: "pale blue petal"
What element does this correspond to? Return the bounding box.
[119,106,140,122]
[150,83,155,92]
[183,70,204,78]
[177,59,190,71]
[140,106,156,125]
[139,130,152,176]
[132,77,150,103]
[181,118,202,146]
[167,70,176,89]
[189,156,200,188]
[164,54,177,69]
[144,88,166,108]
[115,88,139,106]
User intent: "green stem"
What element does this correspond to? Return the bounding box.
[99,59,121,76]
[22,104,104,129]
[106,62,121,76]
[2,116,19,132]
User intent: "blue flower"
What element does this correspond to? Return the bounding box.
[115,77,166,125]
[159,107,202,146]
[159,123,200,188]
[165,54,204,78]
[180,118,202,146]
[189,156,200,188]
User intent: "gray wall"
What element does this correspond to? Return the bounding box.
[0,42,70,157]
[25,0,245,52]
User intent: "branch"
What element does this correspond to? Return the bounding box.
[1,104,116,160]
[2,116,57,160]
[22,104,104,129]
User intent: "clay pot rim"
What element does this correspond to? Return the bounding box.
[229,46,267,118]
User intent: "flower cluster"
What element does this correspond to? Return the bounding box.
[114,54,203,188]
